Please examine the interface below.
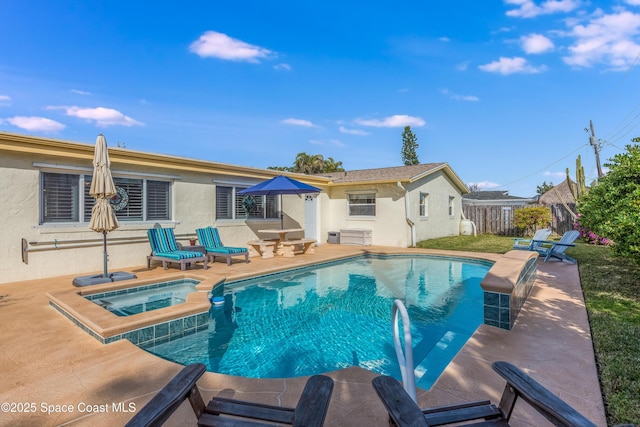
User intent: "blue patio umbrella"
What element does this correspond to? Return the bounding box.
[238,175,321,228]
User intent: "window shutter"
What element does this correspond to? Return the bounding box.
[42,173,79,222]
[146,181,170,220]
[216,186,233,220]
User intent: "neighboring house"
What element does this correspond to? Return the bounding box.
[0,131,468,283]
[462,191,537,206]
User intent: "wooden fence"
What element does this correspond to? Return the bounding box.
[462,203,577,236]
[463,205,519,235]
[549,203,577,235]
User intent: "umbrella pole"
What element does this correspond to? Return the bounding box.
[280,194,284,229]
[103,231,109,278]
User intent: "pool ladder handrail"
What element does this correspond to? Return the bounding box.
[392,299,417,403]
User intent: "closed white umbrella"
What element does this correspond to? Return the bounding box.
[89,134,119,277]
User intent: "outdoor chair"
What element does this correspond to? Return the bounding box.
[147,227,208,271]
[513,228,552,251]
[372,360,597,427]
[125,363,334,427]
[196,226,249,266]
[532,230,580,263]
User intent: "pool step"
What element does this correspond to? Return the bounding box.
[413,330,471,389]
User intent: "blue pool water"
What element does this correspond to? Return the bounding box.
[142,255,491,389]
[87,279,200,316]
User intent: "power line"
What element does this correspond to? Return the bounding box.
[493,144,588,190]
[601,48,640,140]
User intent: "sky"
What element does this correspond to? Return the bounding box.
[2,0,640,197]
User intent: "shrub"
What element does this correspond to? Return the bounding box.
[578,143,640,261]
[514,206,552,236]
[574,215,610,245]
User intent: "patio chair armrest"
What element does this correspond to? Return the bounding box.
[125,363,206,427]
[372,375,429,426]
[551,242,576,248]
[492,361,596,427]
[293,375,334,427]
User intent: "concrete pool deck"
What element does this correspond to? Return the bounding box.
[0,245,606,426]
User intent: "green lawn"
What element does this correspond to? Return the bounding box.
[417,235,640,426]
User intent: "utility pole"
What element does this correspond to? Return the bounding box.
[588,120,604,178]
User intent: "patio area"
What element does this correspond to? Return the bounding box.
[0,245,606,426]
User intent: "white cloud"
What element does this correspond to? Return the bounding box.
[479,56,546,74]
[468,181,501,190]
[282,118,317,127]
[456,62,469,71]
[189,31,273,62]
[71,89,91,96]
[0,95,11,106]
[626,0,640,5]
[563,10,640,70]
[339,126,370,135]
[49,106,143,127]
[544,170,567,179]
[521,33,555,53]
[274,63,291,71]
[5,116,65,132]
[439,36,450,42]
[505,0,581,18]
[440,88,480,102]
[354,114,426,128]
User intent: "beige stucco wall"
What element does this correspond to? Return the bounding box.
[317,171,463,248]
[0,149,307,284]
[319,183,411,247]
[0,133,465,284]
[406,170,463,242]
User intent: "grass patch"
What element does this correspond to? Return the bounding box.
[417,235,640,425]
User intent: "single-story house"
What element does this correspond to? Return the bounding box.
[0,131,469,284]
[462,191,537,207]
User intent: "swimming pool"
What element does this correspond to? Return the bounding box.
[86,278,200,316]
[142,255,490,389]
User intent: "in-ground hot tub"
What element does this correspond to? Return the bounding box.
[85,278,200,316]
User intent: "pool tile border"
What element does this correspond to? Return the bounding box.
[50,300,209,345]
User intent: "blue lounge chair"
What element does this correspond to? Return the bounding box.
[196,226,249,266]
[532,230,580,263]
[513,228,552,251]
[147,227,208,270]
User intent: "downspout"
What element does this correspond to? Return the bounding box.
[397,182,416,246]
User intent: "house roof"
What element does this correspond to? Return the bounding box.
[463,191,530,201]
[539,179,576,205]
[0,131,469,193]
[317,163,469,193]
[0,131,332,186]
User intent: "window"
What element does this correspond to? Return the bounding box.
[215,185,278,220]
[41,172,171,224]
[42,173,80,223]
[348,193,376,216]
[419,192,429,217]
[448,196,455,216]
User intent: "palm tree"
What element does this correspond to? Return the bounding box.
[293,152,325,174]
[323,157,345,172]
